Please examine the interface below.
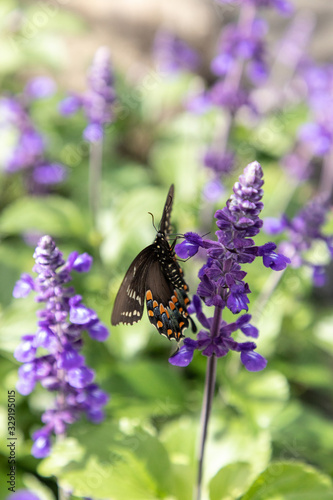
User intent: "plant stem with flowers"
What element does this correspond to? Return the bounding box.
[171,161,290,500]
[13,236,110,497]
[59,47,116,227]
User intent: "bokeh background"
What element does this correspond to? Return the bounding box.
[1,1,333,499]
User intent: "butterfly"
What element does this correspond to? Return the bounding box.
[111,184,196,341]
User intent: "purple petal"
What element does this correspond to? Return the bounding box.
[25,76,56,99]
[67,366,94,388]
[262,251,290,271]
[57,344,84,370]
[175,240,198,259]
[312,266,326,287]
[87,321,109,341]
[70,252,93,273]
[33,163,67,185]
[86,407,105,423]
[240,350,267,372]
[14,335,36,363]
[240,323,259,338]
[16,377,36,396]
[83,123,104,142]
[13,274,34,298]
[59,94,82,115]
[263,217,285,235]
[169,341,196,367]
[31,433,51,458]
[69,300,97,325]
[34,327,58,351]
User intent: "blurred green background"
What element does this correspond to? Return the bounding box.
[1,1,333,499]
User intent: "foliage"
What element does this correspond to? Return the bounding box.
[1,0,333,499]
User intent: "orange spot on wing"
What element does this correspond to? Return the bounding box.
[184,297,190,305]
[183,284,188,290]
[148,310,154,317]
[169,301,176,311]
[179,322,185,329]
[167,329,173,337]
[153,300,158,308]
[157,321,163,329]
[146,290,153,301]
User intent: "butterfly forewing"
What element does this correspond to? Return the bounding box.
[111,245,154,325]
[159,184,174,235]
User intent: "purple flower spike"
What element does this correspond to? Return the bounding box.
[60,47,116,141]
[277,197,332,285]
[0,94,66,192]
[13,236,109,458]
[169,161,289,371]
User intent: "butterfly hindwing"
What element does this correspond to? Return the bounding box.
[111,245,154,326]
[145,259,190,341]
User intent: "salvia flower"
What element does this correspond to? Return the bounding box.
[153,30,200,75]
[59,47,116,142]
[172,161,290,370]
[0,93,66,191]
[13,236,109,458]
[266,198,333,286]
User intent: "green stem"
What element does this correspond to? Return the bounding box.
[195,306,222,500]
[89,138,103,228]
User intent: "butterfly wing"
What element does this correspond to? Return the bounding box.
[159,184,174,235]
[145,259,191,341]
[111,245,154,326]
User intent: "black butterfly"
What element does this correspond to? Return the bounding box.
[111,184,196,341]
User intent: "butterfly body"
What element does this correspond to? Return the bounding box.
[111,185,196,341]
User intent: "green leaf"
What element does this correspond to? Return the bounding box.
[0,196,87,238]
[209,462,252,500]
[39,422,173,499]
[225,370,289,427]
[242,462,333,500]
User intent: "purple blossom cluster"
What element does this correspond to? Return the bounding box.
[187,1,292,200]
[298,62,333,158]
[282,61,333,181]
[265,198,333,286]
[153,30,200,75]
[0,77,66,191]
[13,236,109,458]
[59,47,116,142]
[171,161,290,370]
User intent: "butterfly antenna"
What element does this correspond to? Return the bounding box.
[148,212,158,232]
